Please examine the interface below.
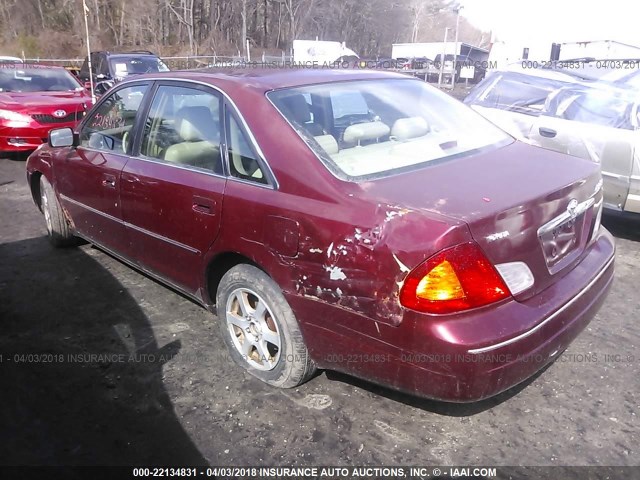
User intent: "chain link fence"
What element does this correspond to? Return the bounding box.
[22,53,294,71]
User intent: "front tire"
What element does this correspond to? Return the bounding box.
[217,264,316,388]
[40,176,76,247]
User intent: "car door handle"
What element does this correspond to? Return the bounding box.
[539,127,557,138]
[192,196,216,216]
[102,174,116,188]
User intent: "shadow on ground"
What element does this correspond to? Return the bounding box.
[0,236,207,465]
[603,215,640,242]
[325,363,549,417]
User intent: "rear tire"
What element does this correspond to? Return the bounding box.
[217,264,316,388]
[40,176,76,247]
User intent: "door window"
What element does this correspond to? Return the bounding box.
[80,84,148,154]
[140,85,223,174]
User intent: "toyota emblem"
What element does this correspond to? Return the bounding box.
[567,198,579,219]
[53,110,67,118]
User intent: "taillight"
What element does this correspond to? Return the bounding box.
[399,242,511,314]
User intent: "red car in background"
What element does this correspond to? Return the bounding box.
[0,64,91,154]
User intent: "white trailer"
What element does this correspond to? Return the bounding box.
[292,40,358,64]
[560,40,640,60]
[392,42,455,60]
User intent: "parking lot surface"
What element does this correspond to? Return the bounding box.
[0,156,638,466]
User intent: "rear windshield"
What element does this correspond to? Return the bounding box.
[110,56,170,79]
[0,67,82,92]
[268,78,511,180]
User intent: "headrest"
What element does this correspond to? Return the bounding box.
[314,135,339,155]
[343,121,390,144]
[175,106,216,142]
[282,94,312,124]
[391,117,430,141]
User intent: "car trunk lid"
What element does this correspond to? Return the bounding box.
[361,141,603,299]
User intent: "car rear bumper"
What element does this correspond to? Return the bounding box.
[288,229,615,402]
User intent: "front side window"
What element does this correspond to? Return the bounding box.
[269,78,511,179]
[80,84,148,153]
[140,85,223,174]
[330,91,369,119]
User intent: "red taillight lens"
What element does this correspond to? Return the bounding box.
[399,242,511,314]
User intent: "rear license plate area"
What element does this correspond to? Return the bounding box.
[539,213,586,273]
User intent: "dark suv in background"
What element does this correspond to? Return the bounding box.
[79,50,169,95]
[433,53,487,83]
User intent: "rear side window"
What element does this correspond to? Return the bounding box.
[226,110,267,184]
[80,84,148,154]
[140,85,223,174]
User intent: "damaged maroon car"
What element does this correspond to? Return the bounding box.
[26,69,614,402]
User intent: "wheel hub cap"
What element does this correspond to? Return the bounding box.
[226,288,281,371]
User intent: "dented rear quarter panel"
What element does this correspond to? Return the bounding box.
[204,84,472,328]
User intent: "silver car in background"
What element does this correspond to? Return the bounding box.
[465,68,640,217]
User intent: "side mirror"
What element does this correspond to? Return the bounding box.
[96,74,107,80]
[49,127,76,148]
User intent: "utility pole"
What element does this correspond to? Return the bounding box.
[82,0,95,102]
[451,4,464,88]
[438,28,450,87]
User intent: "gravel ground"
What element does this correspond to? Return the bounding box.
[0,155,638,469]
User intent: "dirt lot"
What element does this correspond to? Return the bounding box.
[0,155,638,469]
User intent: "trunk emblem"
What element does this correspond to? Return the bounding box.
[567,198,579,219]
[53,110,67,118]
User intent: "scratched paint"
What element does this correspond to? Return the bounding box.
[326,266,347,281]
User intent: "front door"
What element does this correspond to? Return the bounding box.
[120,83,226,294]
[55,83,150,253]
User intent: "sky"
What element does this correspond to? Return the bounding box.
[462,0,640,48]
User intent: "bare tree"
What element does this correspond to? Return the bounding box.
[0,0,488,59]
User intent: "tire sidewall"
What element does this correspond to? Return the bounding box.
[39,176,75,247]
[40,178,53,237]
[216,265,305,387]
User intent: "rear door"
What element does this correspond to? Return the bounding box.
[55,82,150,253]
[120,82,226,294]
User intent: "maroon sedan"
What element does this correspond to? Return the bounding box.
[25,69,614,402]
[0,64,91,153]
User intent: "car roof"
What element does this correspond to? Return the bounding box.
[497,65,587,83]
[95,50,157,56]
[107,53,159,59]
[127,68,417,93]
[9,63,65,70]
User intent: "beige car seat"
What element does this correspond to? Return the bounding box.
[164,106,221,172]
[390,117,429,141]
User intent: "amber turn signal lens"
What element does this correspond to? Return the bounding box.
[399,242,511,314]
[416,260,465,301]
